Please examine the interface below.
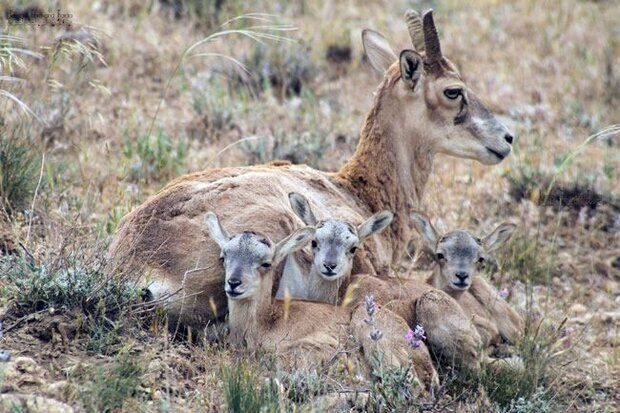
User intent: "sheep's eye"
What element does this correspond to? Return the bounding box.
[349,246,358,254]
[478,257,485,264]
[444,88,462,100]
[261,262,272,269]
[436,253,445,261]
[219,255,225,263]
[311,240,318,249]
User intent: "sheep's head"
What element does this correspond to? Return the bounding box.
[289,192,393,281]
[204,212,315,300]
[361,9,514,165]
[411,212,515,293]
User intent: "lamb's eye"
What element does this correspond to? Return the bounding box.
[219,255,225,263]
[444,88,462,100]
[261,262,272,269]
[436,253,445,261]
[311,240,318,248]
[349,246,358,254]
[478,257,485,264]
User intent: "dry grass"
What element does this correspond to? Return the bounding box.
[0,0,618,411]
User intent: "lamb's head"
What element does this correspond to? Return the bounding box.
[289,192,393,281]
[411,212,516,294]
[204,212,315,300]
[362,9,514,165]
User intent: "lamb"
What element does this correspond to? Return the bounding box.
[410,212,524,350]
[276,192,394,304]
[203,211,438,387]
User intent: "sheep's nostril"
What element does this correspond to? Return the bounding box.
[228,279,242,289]
[504,133,514,145]
[455,271,469,281]
[323,263,337,271]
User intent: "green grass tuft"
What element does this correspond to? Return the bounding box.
[75,352,145,413]
[221,360,280,413]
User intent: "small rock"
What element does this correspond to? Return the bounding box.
[599,311,620,323]
[569,303,587,316]
[45,381,75,401]
[0,350,11,362]
[0,394,74,413]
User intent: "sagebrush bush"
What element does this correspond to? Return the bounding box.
[0,237,140,353]
[122,129,187,184]
[232,42,315,98]
[240,130,329,168]
[0,124,40,212]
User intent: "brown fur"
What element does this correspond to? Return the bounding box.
[428,272,525,348]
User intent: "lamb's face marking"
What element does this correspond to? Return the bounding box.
[312,219,360,281]
[221,231,274,300]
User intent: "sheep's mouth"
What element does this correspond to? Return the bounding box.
[321,270,338,278]
[452,281,469,289]
[485,147,508,160]
[226,289,244,298]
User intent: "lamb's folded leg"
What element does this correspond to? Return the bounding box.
[350,304,439,392]
[416,289,483,371]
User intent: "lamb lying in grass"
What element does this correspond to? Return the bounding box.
[277,192,394,304]
[410,212,524,351]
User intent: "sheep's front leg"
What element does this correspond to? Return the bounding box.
[350,304,438,391]
[416,289,483,371]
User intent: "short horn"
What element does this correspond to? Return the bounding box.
[404,9,425,52]
[423,9,442,65]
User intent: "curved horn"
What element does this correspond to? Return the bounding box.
[423,10,442,65]
[404,9,425,52]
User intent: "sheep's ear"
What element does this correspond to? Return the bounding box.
[204,212,230,249]
[288,192,317,226]
[358,211,394,242]
[410,212,438,252]
[399,50,423,89]
[483,223,516,252]
[273,227,315,266]
[362,29,397,73]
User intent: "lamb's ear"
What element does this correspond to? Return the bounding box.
[288,192,317,226]
[358,211,394,242]
[203,212,230,249]
[483,223,516,252]
[410,212,438,252]
[362,29,397,73]
[273,227,316,266]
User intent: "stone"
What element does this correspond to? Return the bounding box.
[0,394,74,413]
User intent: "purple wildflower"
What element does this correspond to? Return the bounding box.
[364,295,379,325]
[498,287,509,300]
[405,324,426,349]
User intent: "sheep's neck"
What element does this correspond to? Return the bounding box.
[227,276,273,349]
[428,268,466,301]
[336,70,434,262]
[306,269,342,305]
